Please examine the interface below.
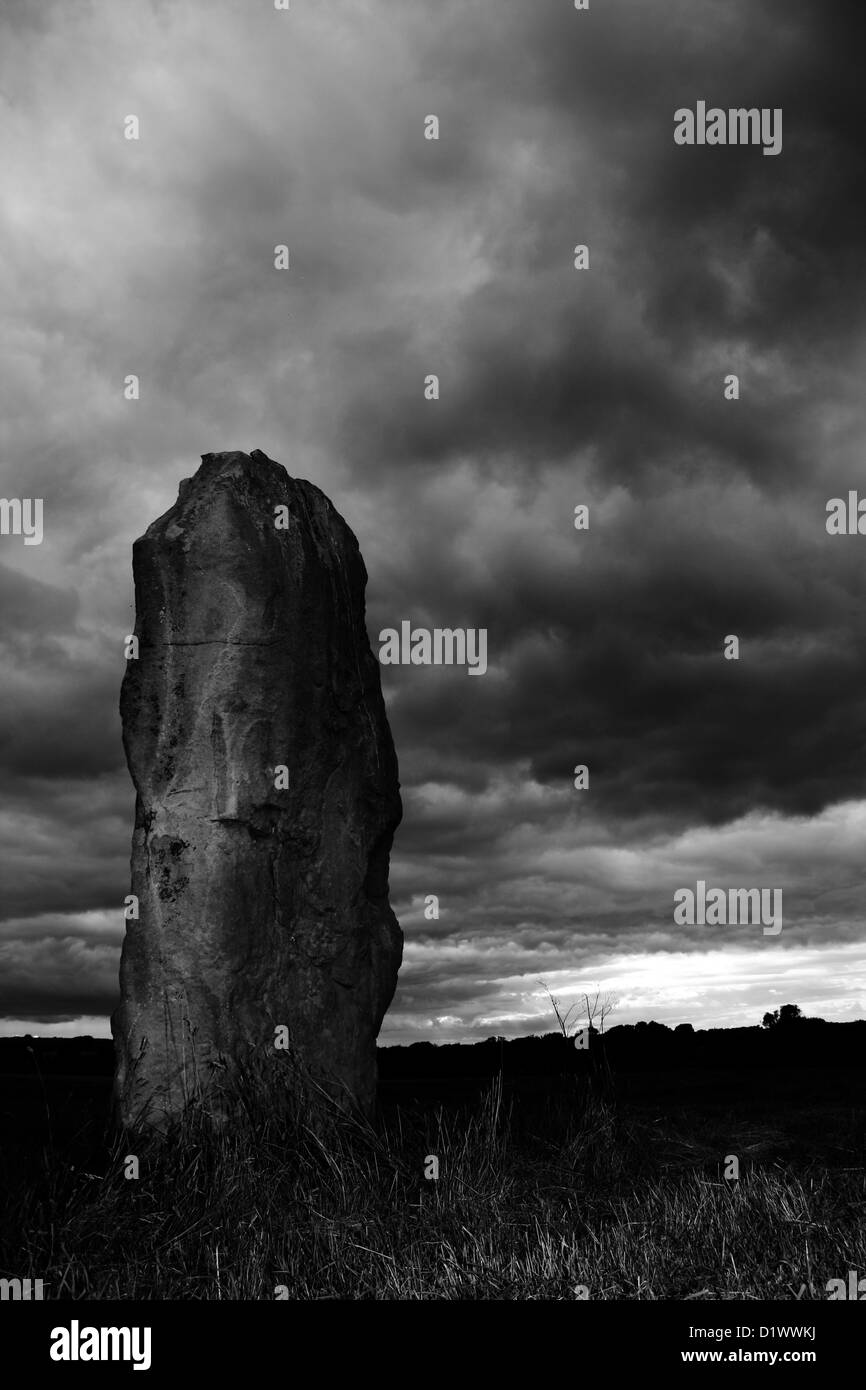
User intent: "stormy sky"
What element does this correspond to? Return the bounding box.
[1,0,864,1043]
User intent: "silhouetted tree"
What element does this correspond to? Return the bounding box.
[778,1004,804,1025]
[763,1004,804,1028]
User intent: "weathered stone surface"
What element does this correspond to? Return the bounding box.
[112,450,402,1128]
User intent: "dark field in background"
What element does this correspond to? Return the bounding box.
[1,1022,864,1299]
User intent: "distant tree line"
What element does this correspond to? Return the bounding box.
[0,1008,862,1083]
[376,1008,864,1079]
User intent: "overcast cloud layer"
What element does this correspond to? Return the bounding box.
[1,0,864,1042]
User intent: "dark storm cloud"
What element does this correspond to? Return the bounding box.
[0,0,863,1037]
[1,775,132,921]
[0,930,120,1023]
[0,557,72,616]
[338,0,866,487]
[0,566,124,782]
[379,482,866,828]
[335,0,866,837]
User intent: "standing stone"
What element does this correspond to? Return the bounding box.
[112,450,402,1129]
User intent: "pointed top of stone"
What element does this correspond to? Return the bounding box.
[195,448,290,481]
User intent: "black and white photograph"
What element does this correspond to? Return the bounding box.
[1,0,864,1366]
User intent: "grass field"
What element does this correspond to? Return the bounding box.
[2,1058,864,1300]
